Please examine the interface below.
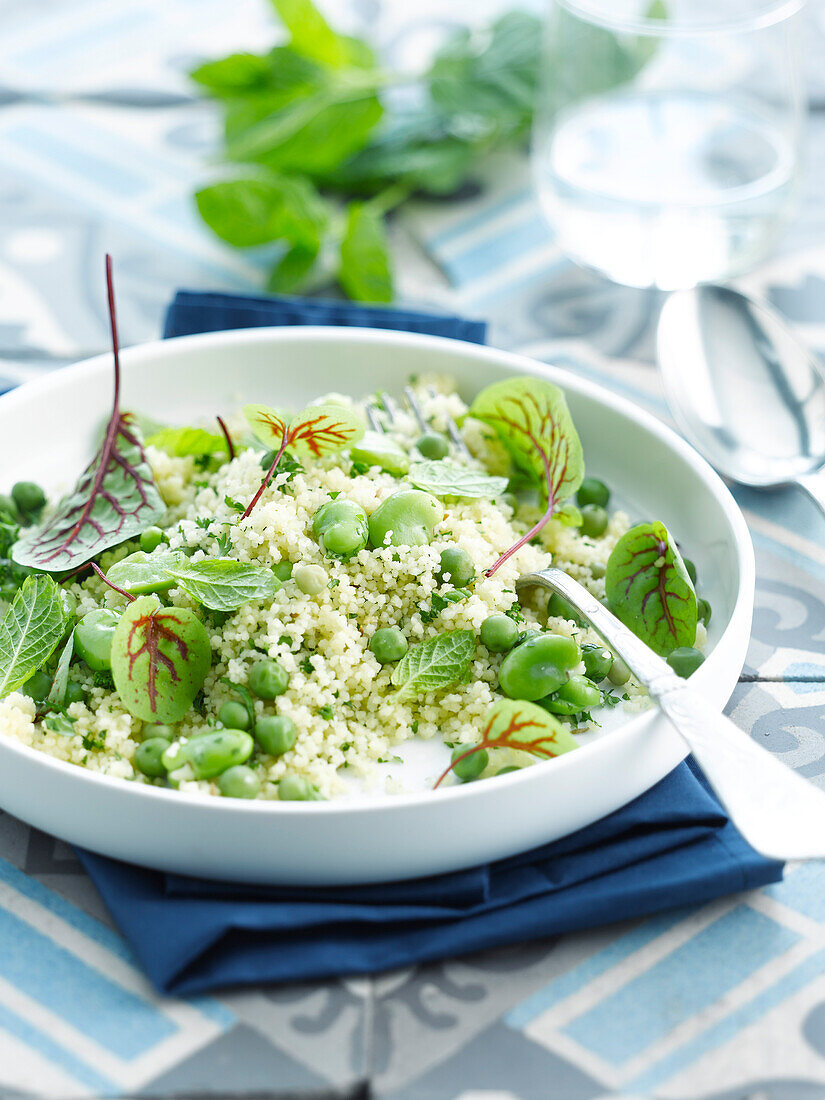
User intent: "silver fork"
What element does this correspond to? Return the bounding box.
[517,567,825,862]
[366,387,471,457]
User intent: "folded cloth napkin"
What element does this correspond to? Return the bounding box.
[75,289,781,996]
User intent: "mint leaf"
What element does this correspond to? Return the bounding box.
[339,202,392,302]
[391,629,475,700]
[605,520,697,657]
[409,460,508,500]
[48,631,75,708]
[190,52,279,96]
[267,240,321,293]
[0,574,67,698]
[226,87,383,175]
[107,550,186,597]
[270,0,374,69]
[166,559,282,612]
[196,174,328,250]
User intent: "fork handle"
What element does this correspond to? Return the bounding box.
[516,569,825,861]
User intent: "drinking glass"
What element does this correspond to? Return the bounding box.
[532,0,807,289]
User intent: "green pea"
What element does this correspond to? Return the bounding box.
[577,478,610,508]
[582,643,613,682]
[135,737,172,778]
[683,557,697,584]
[140,526,164,553]
[272,561,293,582]
[436,547,474,586]
[0,494,19,522]
[698,598,712,626]
[218,765,261,799]
[294,564,327,595]
[163,729,254,779]
[607,655,631,686]
[219,700,251,730]
[75,609,120,671]
[350,431,409,476]
[21,669,52,702]
[580,504,608,538]
[255,714,298,756]
[415,432,449,460]
[313,498,369,559]
[249,658,289,699]
[369,627,408,664]
[65,681,86,705]
[539,674,601,715]
[546,592,584,627]
[279,774,313,801]
[12,481,46,518]
[480,614,519,653]
[667,646,705,679]
[498,633,580,701]
[142,722,175,741]
[451,744,488,781]
[495,765,522,776]
[368,489,441,548]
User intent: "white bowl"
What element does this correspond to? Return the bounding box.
[0,328,754,884]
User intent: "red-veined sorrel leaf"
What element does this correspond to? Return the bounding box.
[110,595,211,723]
[468,377,584,577]
[433,699,577,789]
[242,402,364,517]
[605,520,697,657]
[12,256,164,573]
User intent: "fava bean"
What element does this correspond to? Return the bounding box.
[368,489,441,548]
[75,609,120,671]
[498,633,580,701]
[581,643,613,682]
[272,561,293,582]
[162,729,254,779]
[539,674,601,715]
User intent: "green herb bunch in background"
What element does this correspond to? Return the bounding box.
[191,0,662,302]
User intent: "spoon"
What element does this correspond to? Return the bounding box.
[657,285,825,516]
[517,568,825,862]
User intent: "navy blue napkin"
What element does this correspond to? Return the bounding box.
[74,289,781,996]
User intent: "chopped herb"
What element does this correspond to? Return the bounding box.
[340,741,352,751]
[300,656,314,675]
[329,491,341,500]
[277,634,293,646]
[195,517,212,530]
[194,479,210,489]
[224,495,245,513]
[92,670,114,690]
[421,587,470,624]
[350,459,370,477]
[411,720,419,734]
[215,530,232,555]
[318,705,334,720]
[504,602,524,623]
[43,712,76,737]
[82,731,105,751]
[328,578,340,589]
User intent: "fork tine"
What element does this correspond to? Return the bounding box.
[426,386,471,458]
[403,386,428,432]
[379,392,399,424]
[366,403,384,432]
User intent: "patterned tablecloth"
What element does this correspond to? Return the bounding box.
[2,1,825,1097]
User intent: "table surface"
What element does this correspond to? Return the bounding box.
[2,1,825,1098]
